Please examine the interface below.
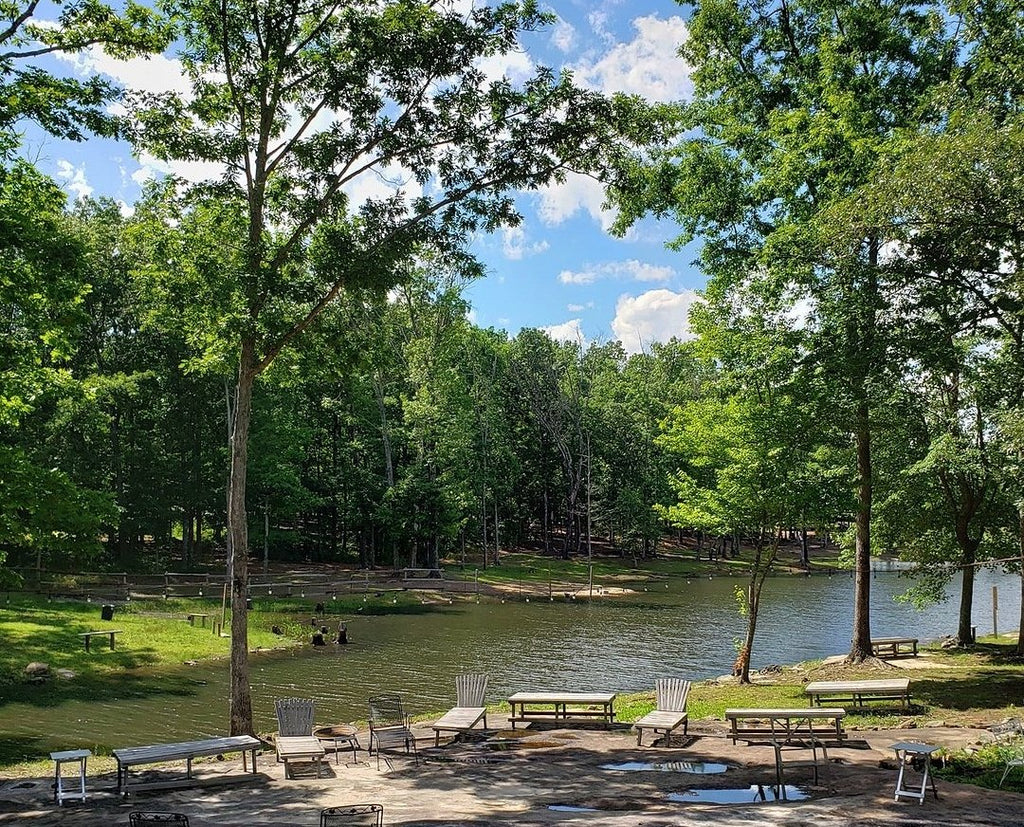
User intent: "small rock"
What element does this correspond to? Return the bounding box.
[925,720,946,728]
[183,660,198,666]
[55,669,76,680]
[24,662,49,677]
[899,718,916,728]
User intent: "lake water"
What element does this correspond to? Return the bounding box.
[1,566,1018,757]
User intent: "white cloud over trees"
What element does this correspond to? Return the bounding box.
[611,288,701,354]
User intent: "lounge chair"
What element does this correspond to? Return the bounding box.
[275,697,325,778]
[321,803,384,827]
[368,693,418,770]
[129,814,190,826]
[633,678,691,746]
[432,673,489,746]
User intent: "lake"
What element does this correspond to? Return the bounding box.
[1,566,1018,756]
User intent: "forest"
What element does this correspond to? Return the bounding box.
[2,0,1023,731]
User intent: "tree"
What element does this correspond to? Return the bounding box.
[0,0,169,149]
[0,162,118,576]
[125,0,655,735]
[609,0,955,661]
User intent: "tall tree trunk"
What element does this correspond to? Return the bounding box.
[228,339,256,737]
[735,530,779,684]
[850,398,873,662]
[1017,506,1024,656]
[956,526,979,645]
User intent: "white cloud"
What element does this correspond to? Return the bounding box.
[57,47,191,97]
[552,18,576,52]
[131,151,226,186]
[575,15,691,103]
[559,259,676,286]
[342,160,424,209]
[56,160,93,200]
[475,47,534,84]
[501,226,549,260]
[541,318,587,347]
[588,11,614,45]
[611,288,701,355]
[536,171,616,230]
[559,269,596,285]
[567,302,594,312]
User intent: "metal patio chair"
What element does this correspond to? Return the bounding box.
[320,803,384,827]
[128,813,190,826]
[990,718,1024,787]
[368,693,418,770]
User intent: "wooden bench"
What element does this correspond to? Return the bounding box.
[113,735,261,794]
[805,678,911,709]
[508,691,616,729]
[79,630,122,652]
[725,708,847,745]
[186,613,210,627]
[872,636,919,658]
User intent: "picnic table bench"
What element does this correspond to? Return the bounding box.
[872,636,919,658]
[806,678,911,709]
[186,612,210,627]
[79,629,122,652]
[725,707,847,745]
[402,567,443,580]
[508,691,616,729]
[113,735,261,794]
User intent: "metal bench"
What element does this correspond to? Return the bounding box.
[113,735,261,794]
[806,678,911,709]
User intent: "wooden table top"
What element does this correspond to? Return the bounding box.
[508,692,616,704]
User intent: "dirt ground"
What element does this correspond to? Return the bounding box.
[1,717,1021,827]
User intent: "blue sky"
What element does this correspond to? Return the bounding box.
[25,0,702,354]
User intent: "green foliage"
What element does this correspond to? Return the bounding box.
[0,0,171,146]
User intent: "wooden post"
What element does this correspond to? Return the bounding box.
[220,582,228,636]
[993,585,998,639]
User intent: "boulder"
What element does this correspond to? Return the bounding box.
[24,662,49,678]
[55,669,76,681]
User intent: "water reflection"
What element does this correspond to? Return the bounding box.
[667,785,809,804]
[601,761,728,774]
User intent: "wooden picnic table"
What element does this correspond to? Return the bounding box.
[79,629,122,652]
[872,636,919,658]
[806,678,911,709]
[508,691,616,729]
[725,707,847,745]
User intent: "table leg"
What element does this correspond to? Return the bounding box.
[53,760,61,804]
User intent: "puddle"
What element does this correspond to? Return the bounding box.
[548,805,600,812]
[668,785,809,804]
[601,761,728,774]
